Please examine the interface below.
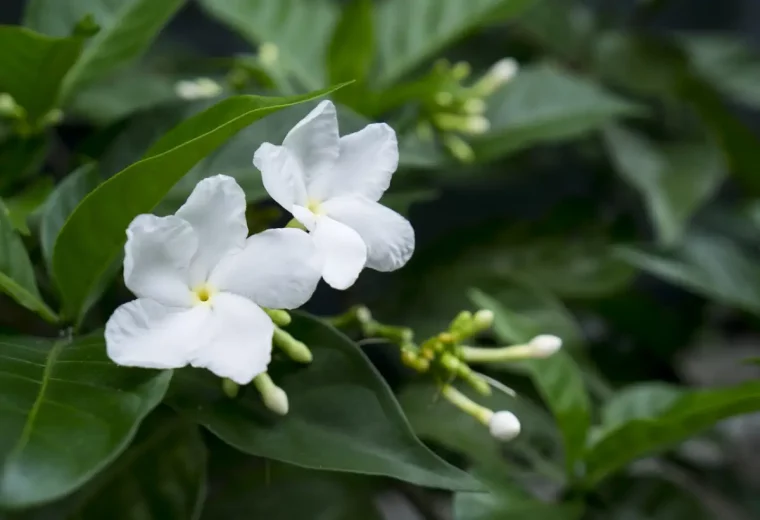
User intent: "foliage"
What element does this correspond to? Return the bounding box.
[1,0,760,519]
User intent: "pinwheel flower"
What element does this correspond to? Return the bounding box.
[105,175,322,384]
[253,100,415,290]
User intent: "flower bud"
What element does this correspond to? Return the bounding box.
[529,334,562,357]
[462,98,486,115]
[254,373,289,415]
[264,308,291,326]
[473,309,494,330]
[488,410,521,441]
[452,61,471,80]
[222,378,239,398]
[434,91,454,107]
[464,115,490,135]
[473,58,519,96]
[273,327,312,363]
[443,134,475,163]
[259,42,280,66]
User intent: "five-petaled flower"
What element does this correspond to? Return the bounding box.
[105,175,322,384]
[253,100,415,290]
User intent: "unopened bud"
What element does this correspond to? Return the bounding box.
[529,334,562,357]
[435,91,454,107]
[254,373,289,415]
[264,308,291,326]
[464,115,490,135]
[175,78,222,100]
[259,42,279,67]
[473,58,519,96]
[452,61,471,81]
[443,134,475,163]
[489,410,521,441]
[221,378,239,398]
[0,93,24,119]
[462,98,486,115]
[273,327,312,363]
[473,309,494,330]
[355,305,372,324]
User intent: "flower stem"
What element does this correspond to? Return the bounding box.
[460,344,533,363]
[440,385,493,426]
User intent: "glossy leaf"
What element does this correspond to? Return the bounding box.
[327,0,374,107]
[470,290,590,478]
[39,164,99,274]
[617,231,760,315]
[375,0,535,86]
[472,65,640,161]
[52,85,344,321]
[599,383,683,433]
[0,333,172,508]
[0,26,81,122]
[0,199,57,323]
[604,125,725,246]
[4,178,53,235]
[24,0,186,99]
[585,379,760,484]
[198,0,339,90]
[455,490,583,520]
[167,313,479,492]
[203,451,382,520]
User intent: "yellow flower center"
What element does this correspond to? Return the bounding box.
[192,284,215,305]
[307,198,324,215]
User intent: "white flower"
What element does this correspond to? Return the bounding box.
[488,410,521,441]
[253,100,415,290]
[105,175,322,384]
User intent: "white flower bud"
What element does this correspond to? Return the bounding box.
[489,58,519,85]
[489,410,521,441]
[259,42,279,66]
[465,115,490,134]
[462,98,486,115]
[529,334,562,357]
[262,385,289,416]
[473,309,494,329]
[175,78,222,100]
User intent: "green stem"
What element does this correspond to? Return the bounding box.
[440,385,492,425]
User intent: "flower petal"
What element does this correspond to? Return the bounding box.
[209,228,322,309]
[253,142,308,210]
[176,175,248,284]
[291,204,318,230]
[283,100,340,186]
[311,216,367,290]
[123,214,196,306]
[190,293,273,384]
[309,123,398,202]
[105,298,210,369]
[322,196,414,272]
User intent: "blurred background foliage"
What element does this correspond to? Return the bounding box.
[3,0,760,518]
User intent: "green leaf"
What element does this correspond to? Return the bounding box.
[202,452,382,520]
[514,0,595,62]
[167,313,479,492]
[375,0,535,86]
[599,383,683,433]
[25,0,186,100]
[0,136,49,194]
[470,289,590,479]
[0,333,172,508]
[0,26,82,123]
[0,199,57,323]
[327,0,374,107]
[455,490,583,520]
[197,0,339,90]
[23,411,207,519]
[604,125,725,246]
[39,164,99,275]
[617,232,760,315]
[585,379,760,484]
[52,85,344,321]
[4,178,54,235]
[472,65,640,161]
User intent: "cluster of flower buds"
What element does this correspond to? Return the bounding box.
[416,58,518,162]
[335,305,561,442]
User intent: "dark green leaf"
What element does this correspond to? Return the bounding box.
[604,125,725,246]
[472,65,640,161]
[203,454,382,520]
[585,379,760,484]
[470,289,590,479]
[39,164,99,275]
[455,490,583,520]
[599,383,683,433]
[0,136,49,194]
[0,199,56,323]
[52,85,344,321]
[0,26,81,122]
[0,333,172,508]
[24,0,186,99]
[375,0,535,86]
[617,232,760,315]
[4,178,53,235]
[328,0,374,87]
[197,0,339,90]
[167,313,479,492]
[515,0,595,62]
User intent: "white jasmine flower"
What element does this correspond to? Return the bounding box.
[105,175,322,384]
[488,410,521,441]
[253,100,415,290]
